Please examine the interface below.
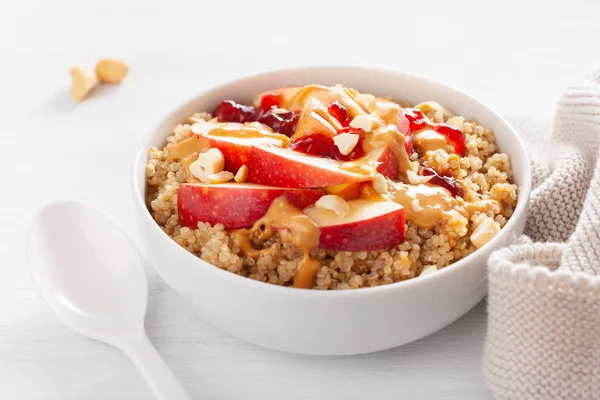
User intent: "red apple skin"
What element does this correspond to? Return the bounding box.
[247,145,373,188]
[374,147,400,179]
[205,136,250,173]
[319,212,405,251]
[178,183,324,229]
[304,200,406,251]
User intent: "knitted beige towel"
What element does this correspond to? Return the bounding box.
[484,71,600,399]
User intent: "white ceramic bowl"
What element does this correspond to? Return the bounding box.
[132,66,531,356]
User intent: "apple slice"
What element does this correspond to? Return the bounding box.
[247,145,375,188]
[191,122,289,173]
[178,183,323,229]
[304,199,405,251]
[256,85,331,112]
[292,97,342,140]
[326,182,362,200]
[369,146,400,179]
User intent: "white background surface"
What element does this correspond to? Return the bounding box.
[1,0,598,398]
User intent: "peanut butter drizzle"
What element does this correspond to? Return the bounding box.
[168,135,210,160]
[192,122,290,146]
[386,182,502,229]
[413,129,448,154]
[284,84,330,111]
[363,125,413,173]
[338,156,379,176]
[386,182,457,229]
[234,197,321,289]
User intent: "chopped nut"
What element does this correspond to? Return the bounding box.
[188,113,209,124]
[375,102,400,125]
[95,59,129,83]
[420,265,437,276]
[189,148,225,182]
[372,173,388,194]
[349,115,381,132]
[355,94,378,113]
[471,217,501,249]
[234,165,249,183]
[207,171,234,184]
[315,195,350,217]
[406,169,434,185]
[406,170,420,185]
[333,133,359,156]
[411,198,420,213]
[271,107,289,114]
[406,169,435,185]
[69,67,98,101]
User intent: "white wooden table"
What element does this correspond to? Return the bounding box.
[2,0,598,398]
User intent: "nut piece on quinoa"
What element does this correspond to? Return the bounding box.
[189,148,226,182]
[470,216,501,248]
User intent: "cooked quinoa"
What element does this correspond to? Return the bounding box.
[146,108,518,290]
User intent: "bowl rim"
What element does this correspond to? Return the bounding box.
[132,65,532,298]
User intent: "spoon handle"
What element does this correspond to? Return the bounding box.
[120,331,192,400]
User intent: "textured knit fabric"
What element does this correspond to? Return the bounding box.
[483,72,600,399]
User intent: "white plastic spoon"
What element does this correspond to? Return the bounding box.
[27,200,192,400]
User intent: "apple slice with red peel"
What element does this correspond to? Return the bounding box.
[293,110,339,140]
[256,86,331,112]
[292,97,342,140]
[178,183,323,229]
[369,147,400,179]
[191,122,289,173]
[247,145,375,188]
[304,199,405,251]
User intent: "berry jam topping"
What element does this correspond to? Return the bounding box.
[327,101,350,126]
[257,109,299,138]
[289,133,365,161]
[403,108,465,155]
[422,168,464,198]
[434,125,465,155]
[213,99,299,137]
[404,108,429,131]
[213,100,257,123]
[259,92,284,111]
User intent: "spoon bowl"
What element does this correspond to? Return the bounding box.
[28,200,191,400]
[28,201,147,342]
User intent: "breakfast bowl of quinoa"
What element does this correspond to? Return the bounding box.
[133,67,530,355]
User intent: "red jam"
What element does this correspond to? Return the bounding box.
[259,92,284,110]
[257,109,299,138]
[327,101,350,127]
[403,108,465,155]
[422,168,464,198]
[213,100,299,137]
[289,133,365,161]
[213,100,257,123]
